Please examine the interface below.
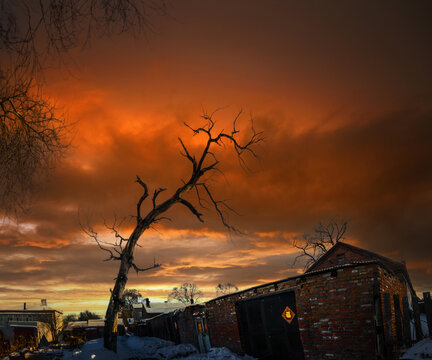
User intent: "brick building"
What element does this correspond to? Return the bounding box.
[0,300,62,345]
[205,242,420,360]
[63,319,125,341]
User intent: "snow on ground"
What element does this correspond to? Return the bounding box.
[62,336,255,360]
[400,338,432,360]
[421,314,430,337]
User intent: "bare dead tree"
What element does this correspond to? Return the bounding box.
[0,0,166,215]
[85,110,263,351]
[168,283,203,305]
[215,282,238,297]
[292,219,348,270]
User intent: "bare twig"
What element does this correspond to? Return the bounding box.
[136,175,148,222]
[81,225,121,262]
[152,187,166,209]
[178,198,204,222]
[292,219,348,270]
[131,259,161,274]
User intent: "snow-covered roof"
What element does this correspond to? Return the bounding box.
[0,307,62,314]
[66,319,124,330]
[9,321,42,328]
[208,260,408,303]
[145,303,186,314]
[132,302,186,314]
[27,305,60,312]
[0,305,62,314]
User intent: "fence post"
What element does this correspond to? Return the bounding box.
[373,275,385,357]
[412,296,423,341]
[383,293,393,355]
[402,296,412,346]
[393,294,403,346]
[424,292,432,337]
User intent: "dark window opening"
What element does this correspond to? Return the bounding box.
[337,254,345,265]
[331,269,338,277]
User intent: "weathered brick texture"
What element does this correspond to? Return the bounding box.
[206,263,407,360]
[378,266,408,352]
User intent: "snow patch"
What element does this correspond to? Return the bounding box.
[61,336,254,360]
[400,338,432,360]
[156,343,197,359]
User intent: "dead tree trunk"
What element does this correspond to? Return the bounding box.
[85,110,263,351]
[102,201,179,351]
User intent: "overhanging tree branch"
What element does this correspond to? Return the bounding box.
[136,175,148,222]
[178,198,204,223]
[131,257,161,274]
[0,0,166,215]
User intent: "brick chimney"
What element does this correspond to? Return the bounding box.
[145,298,151,307]
[24,302,26,310]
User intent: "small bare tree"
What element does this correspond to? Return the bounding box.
[85,110,263,351]
[121,288,142,311]
[215,282,238,296]
[168,283,203,305]
[292,219,348,270]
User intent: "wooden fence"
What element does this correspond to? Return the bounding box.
[381,291,431,357]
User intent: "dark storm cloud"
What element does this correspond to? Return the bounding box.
[2,107,431,308]
[1,0,432,311]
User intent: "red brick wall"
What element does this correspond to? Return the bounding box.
[310,247,372,271]
[378,266,408,350]
[206,264,390,360]
[297,265,377,360]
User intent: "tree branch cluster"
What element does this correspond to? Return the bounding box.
[173,109,264,234]
[81,217,161,275]
[0,70,68,214]
[0,0,165,215]
[1,0,167,72]
[86,110,263,278]
[292,219,348,270]
[168,283,203,305]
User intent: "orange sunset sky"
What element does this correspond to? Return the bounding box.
[1,1,432,314]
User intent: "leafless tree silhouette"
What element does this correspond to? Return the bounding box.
[84,109,263,351]
[0,69,68,215]
[168,283,203,305]
[292,219,348,270]
[0,0,166,72]
[216,282,238,296]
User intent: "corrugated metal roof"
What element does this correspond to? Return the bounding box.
[66,318,124,330]
[9,321,40,328]
[133,302,186,313]
[0,306,62,314]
